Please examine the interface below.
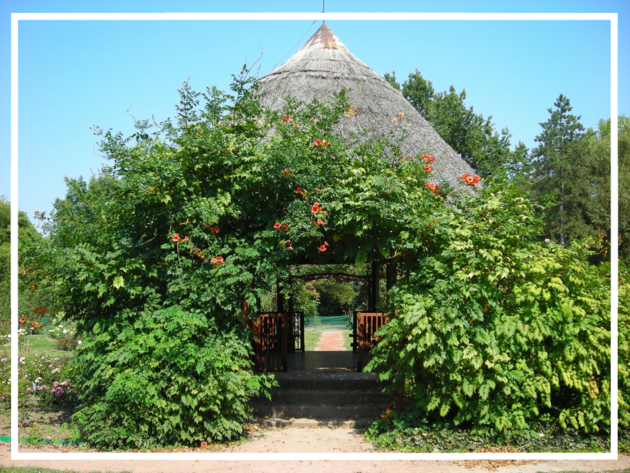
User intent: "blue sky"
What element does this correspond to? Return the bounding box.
[1,0,628,218]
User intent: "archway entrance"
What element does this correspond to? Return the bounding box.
[252,261,396,373]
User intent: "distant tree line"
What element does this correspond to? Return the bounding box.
[385,70,626,259]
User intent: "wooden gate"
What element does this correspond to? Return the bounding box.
[251,312,288,372]
[356,312,389,372]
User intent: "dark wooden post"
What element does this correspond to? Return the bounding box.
[386,261,397,290]
[277,282,284,313]
[370,261,380,311]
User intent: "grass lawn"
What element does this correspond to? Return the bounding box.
[0,335,73,359]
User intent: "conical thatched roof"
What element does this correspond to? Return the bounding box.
[256,23,476,188]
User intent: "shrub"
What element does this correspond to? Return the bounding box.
[619,259,629,436]
[71,306,275,450]
[368,181,611,439]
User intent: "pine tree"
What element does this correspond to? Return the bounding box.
[531,94,586,245]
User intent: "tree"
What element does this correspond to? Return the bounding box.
[530,95,590,245]
[385,70,528,179]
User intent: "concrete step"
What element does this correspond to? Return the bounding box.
[250,402,385,420]
[272,370,382,390]
[262,388,389,405]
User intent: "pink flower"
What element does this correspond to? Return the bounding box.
[53,381,60,387]
[318,245,327,252]
[56,389,65,396]
[316,219,324,225]
[172,234,180,242]
[27,388,32,393]
[201,441,208,447]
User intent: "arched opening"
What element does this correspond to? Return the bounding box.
[251,260,397,373]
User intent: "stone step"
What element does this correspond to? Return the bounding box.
[250,402,386,420]
[263,389,389,405]
[271,370,382,390]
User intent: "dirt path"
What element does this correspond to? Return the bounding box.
[2,439,630,473]
[314,331,345,351]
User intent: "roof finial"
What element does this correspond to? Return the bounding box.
[322,0,325,24]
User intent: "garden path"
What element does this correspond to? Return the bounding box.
[314,331,345,351]
[2,442,630,472]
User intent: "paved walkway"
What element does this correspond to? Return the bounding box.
[314,331,345,351]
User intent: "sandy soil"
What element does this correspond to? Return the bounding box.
[1,435,629,473]
[314,331,345,351]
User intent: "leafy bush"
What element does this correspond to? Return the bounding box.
[71,306,275,450]
[619,259,629,442]
[367,181,611,439]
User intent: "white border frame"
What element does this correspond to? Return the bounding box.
[10,11,619,461]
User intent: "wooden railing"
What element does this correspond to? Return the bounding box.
[356,312,389,372]
[251,312,288,372]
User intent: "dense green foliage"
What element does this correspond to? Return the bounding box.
[620,261,630,436]
[367,181,612,438]
[23,67,618,450]
[27,70,446,448]
[71,306,271,450]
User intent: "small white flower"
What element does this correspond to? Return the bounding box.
[77,340,82,345]
[63,330,67,334]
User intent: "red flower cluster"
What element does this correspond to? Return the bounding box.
[314,139,329,147]
[280,168,291,175]
[459,174,481,186]
[34,307,47,314]
[283,115,291,122]
[424,183,440,195]
[19,316,26,323]
[207,225,219,234]
[34,211,39,216]
[311,203,327,215]
[318,242,329,252]
[273,222,281,229]
[421,154,436,163]
[172,234,180,242]
[210,256,224,265]
[296,187,303,194]
[424,164,434,173]
[181,236,189,243]
[273,223,289,231]
[312,219,324,226]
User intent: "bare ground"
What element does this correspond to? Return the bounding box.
[1,434,629,473]
[314,331,345,351]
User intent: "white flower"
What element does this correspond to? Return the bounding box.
[6,335,10,339]
[545,238,550,243]
[77,340,82,345]
[63,330,67,334]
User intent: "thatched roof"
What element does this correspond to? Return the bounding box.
[256,23,476,188]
